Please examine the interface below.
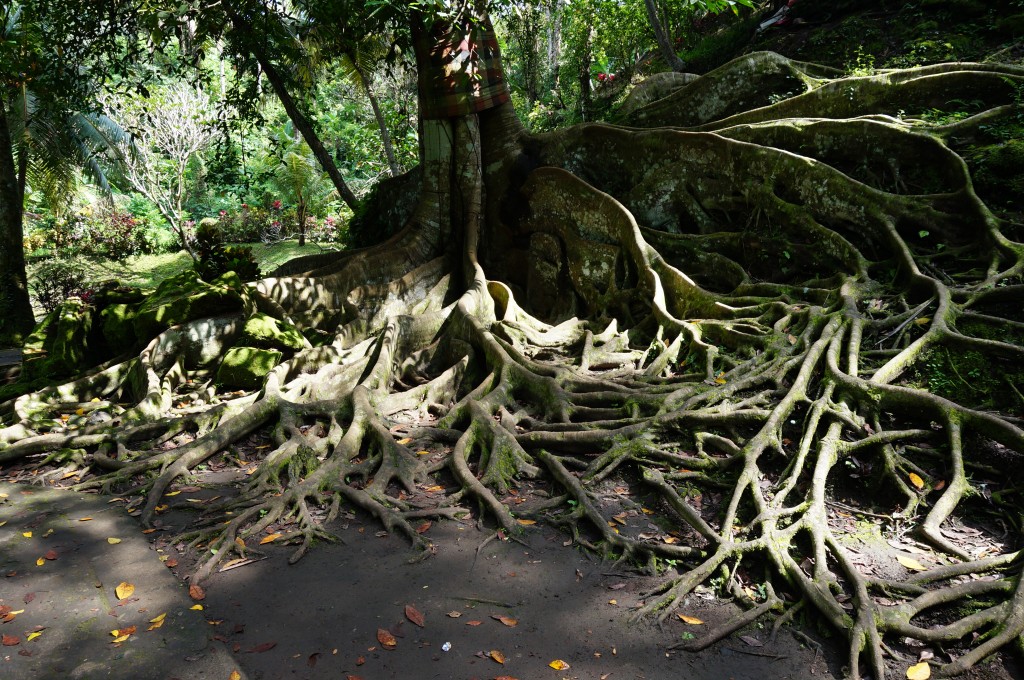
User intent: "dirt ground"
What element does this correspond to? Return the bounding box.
[170,515,840,680]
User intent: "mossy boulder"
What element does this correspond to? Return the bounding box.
[25,299,94,376]
[133,270,246,342]
[238,313,305,353]
[215,346,282,390]
[101,303,138,349]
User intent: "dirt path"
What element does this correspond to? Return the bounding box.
[175,515,838,680]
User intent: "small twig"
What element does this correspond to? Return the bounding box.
[450,595,518,608]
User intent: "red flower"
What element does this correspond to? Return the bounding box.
[597,73,606,82]
[272,200,282,210]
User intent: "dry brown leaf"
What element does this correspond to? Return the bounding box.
[2,634,20,646]
[189,584,206,600]
[405,604,425,627]
[907,662,931,679]
[115,582,135,600]
[247,641,277,653]
[934,479,946,491]
[110,626,137,637]
[234,537,246,550]
[489,649,506,664]
[377,628,397,649]
[447,610,462,618]
[678,614,704,625]
[415,521,432,534]
[492,615,518,627]
[897,555,927,572]
[466,620,483,626]
[549,659,570,670]
[166,558,179,568]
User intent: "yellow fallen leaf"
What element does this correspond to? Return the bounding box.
[107,537,122,544]
[897,555,927,572]
[155,505,168,513]
[190,604,204,611]
[27,631,42,642]
[234,537,246,550]
[908,472,925,489]
[396,437,412,445]
[78,517,92,521]
[914,317,932,326]
[416,450,430,456]
[36,557,45,566]
[907,661,931,679]
[111,634,130,643]
[115,582,135,600]
[230,672,241,680]
[489,649,506,664]
[662,536,679,544]
[679,614,704,625]
[110,626,136,637]
[150,613,167,624]
[549,659,570,670]
[164,491,181,497]
[148,619,164,631]
[424,485,444,493]
[259,533,282,545]
[714,377,727,384]
[22,531,31,538]
[516,519,536,526]
[641,508,654,515]
[608,599,618,605]
[75,408,85,415]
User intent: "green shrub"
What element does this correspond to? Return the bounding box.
[193,222,261,282]
[30,258,91,312]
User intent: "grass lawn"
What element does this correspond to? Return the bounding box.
[71,241,343,292]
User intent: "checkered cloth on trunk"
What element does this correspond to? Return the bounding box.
[416,15,511,119]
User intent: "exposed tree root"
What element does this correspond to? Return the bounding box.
[3,53,1024,678]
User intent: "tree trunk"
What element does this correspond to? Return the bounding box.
[350,57,400,177]
[0,102,36,344]
[645,0,687,72]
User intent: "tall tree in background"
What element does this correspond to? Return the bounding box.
[644,0,687,71]
[4,2,1024,678]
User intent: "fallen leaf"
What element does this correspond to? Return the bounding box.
[115,582,135,600]
[377,628,397,649]
[549,659,570,670]
[934,479,946,491]
[23,593,34,604]
[307,652,321,668]
[150,613,167,624]
[26,631,42,642]
[165,558,179,568]
[608,599,618,605]
[489,649,506,664]
[424,485,444,493]
[107,537,122,545]
[897,555,927,572]
[44,550,58,560]
[2,634,20,646]
[396,437,412,445]
[662,536,679,544]
[678,614,704,625]
[405,604,425,627]
[416,450,430,456]
[516,518,536,526]
[247,641,277,653]
[415,521,432,534]
[35,557,44,566]
[259,533,282,545]
[230,672,241,680]
[914,317,932,326]
[608,583,626,590]
[466,620,483,626]
[164,490,181,497]
[189,584,206,600]
[739,635,763,647]
[447,611,462,618]
[908,473,925,490]
[907,661,931,679]
[714,377,727,384]
[190,604,204,611]
[492,615,518,627]
[234,537,246,550]
[78,517,92,521]
[110,626,137,637]
[356,655,365,665]
[22,532,31,538]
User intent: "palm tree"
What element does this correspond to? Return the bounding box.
[1,2,127,343]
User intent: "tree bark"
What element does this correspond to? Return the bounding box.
[645,0,687,72]
[0,101,36,344]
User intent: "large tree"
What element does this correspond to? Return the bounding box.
[3,3,1024,678]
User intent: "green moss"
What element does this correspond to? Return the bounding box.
[26,299,95,376]
[680,15,760,73]
[238,313,305,353]
[917,347,1024,412]
[133,270,245,342]
[965,139,1024,211]
[215,346,282,390]
[100,303,138,350]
